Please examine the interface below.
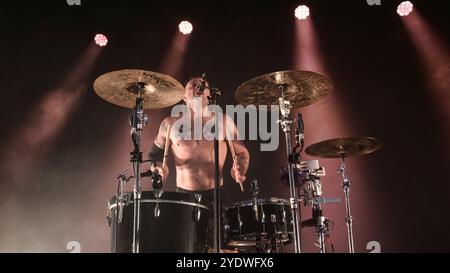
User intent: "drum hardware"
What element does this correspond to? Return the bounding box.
[111,165,163,251]
[153,121,170,219]
[223,198,294,253]
[306,137,382,253]
[94,69,184,253]
[295,159,342,253]
[148,160,164,218]
[107,190,132,226]
[278,88,302,253]
[107,191,210,253]
[96,68,386,253]
[129,95,147,253]
[235,70,333,253]
[250,179,260,221]
[337,157,354,253]
[306,196,341,206]
[193,194,203,222]
[260,203,266,232]
[116,170,130,224]
[298,161,327,253]
[269,214,284,253]
[110,170,133,253]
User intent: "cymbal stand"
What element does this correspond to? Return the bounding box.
[129,90,148,253]
[277,84,302,253]
[337,156,355,253]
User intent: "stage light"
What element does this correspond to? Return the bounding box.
[94,34,108,47]
[178,21,193,35]
[397,1,414,17]
[295,5,310,20]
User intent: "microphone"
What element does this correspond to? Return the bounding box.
[296,113,304,148]
[196,73,207,94]
[149,160,163,190]
[152,170,163,190]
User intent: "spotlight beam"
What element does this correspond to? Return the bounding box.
[401,10,450,147]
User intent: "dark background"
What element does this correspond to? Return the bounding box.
[0,0,449,252]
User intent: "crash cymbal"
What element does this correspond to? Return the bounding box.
[93,69,184,109]
[235,70,332,109]
[305,137,382,158]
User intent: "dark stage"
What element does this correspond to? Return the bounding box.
[0,0,449,253]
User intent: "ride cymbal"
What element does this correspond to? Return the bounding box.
[235,70,332,109]
[93,69,184,109]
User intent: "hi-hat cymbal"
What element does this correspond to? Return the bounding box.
[93,69,185,109]
[305,137,382,158]
[235,70,333,109]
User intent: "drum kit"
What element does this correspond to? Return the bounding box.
[95,69,381,253]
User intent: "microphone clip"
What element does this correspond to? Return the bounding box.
[250,179,260,198]
[196,73,207,95]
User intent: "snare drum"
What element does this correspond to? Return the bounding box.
[107,191,210,253]
[224,198,293,247]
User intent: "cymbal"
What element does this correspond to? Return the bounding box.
[305,137,382,158]
[93,69,184,109]
[235,70,333,109]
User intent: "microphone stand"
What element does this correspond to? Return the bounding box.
[208,86,223,253]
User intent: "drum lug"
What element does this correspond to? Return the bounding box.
[154,203,161,218]
[192,194,203,222]
[191,207,202,223]
[106,209,112,227]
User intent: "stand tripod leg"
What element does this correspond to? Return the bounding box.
[344,185,354,253]
[132,188,141,253]
[338,158,355,253]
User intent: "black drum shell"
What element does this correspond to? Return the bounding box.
[107,191,210,253]
[224,198,293,244]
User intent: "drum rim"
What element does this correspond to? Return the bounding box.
[224,197,289,209]
[108,199,210,211]
[227,233,293,247]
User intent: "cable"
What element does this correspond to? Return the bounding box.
[326,234,335,253]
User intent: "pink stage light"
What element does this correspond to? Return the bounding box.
[295,5,310,20]
[397,1,414,17]
[94,34,108,47]
[178,21,193,35]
